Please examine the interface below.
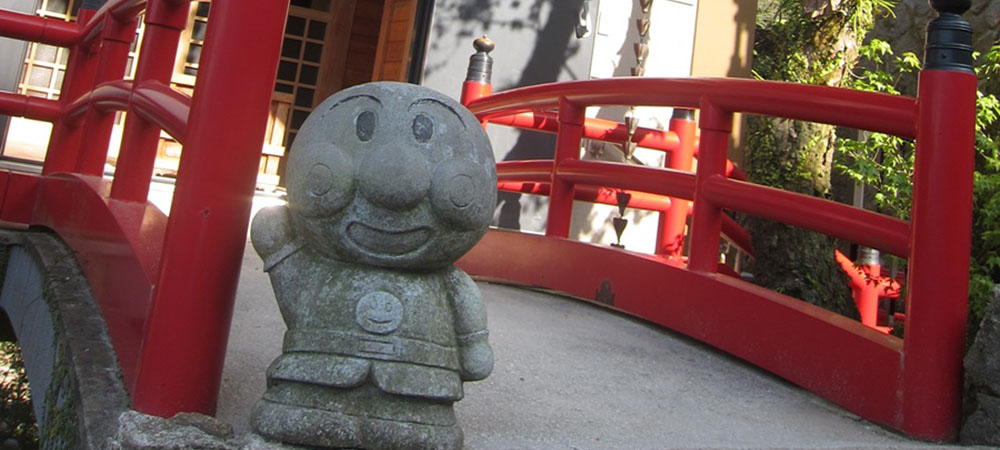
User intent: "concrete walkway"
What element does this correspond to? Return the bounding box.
[218,235,953,449]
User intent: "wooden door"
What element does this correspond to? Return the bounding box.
[371,0,418,82]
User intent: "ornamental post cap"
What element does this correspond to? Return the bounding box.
[929,0,970,14]
[473,35,494,54]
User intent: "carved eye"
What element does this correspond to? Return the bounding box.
[356,111,376,142]
[412,113,433,143]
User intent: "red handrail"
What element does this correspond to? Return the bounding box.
[468,77,917,139]
[459,27,972,440]
[63,80,190,141]
[0,0,289,418]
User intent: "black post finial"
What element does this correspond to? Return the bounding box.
[924,0,974,73]
[466,36,494,84]
[929,0,970,15]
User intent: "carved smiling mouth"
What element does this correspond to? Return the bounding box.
[346,222,431,256]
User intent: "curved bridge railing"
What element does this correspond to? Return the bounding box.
[456,6,976,440]
[0,0,979,443]
[0,0,289,417]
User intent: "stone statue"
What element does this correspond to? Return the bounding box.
[249,82,496,449]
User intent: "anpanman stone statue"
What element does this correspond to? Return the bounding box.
[250,82,496,449]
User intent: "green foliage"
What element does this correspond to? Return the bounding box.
[835,39,920,218]
[745,0,900,317]
[0,341,40,448]
[836,41,1000,337]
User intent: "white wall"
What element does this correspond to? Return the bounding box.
[571,0,698,254]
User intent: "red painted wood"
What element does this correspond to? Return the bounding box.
[687,101,731,273]
[111,0,190,202]
[132,0,289,416]
[900,69,978,441]
[467,78,916,139]
[30,173,167,388]
[658,114,696,257]
[0,9,78,47]
[459,230,904,429]
[546,98,584,238]
[702,176,911,258]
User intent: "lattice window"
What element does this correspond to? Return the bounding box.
[17,0,144,101]
[171,1,210,85]
[278,2,332,149]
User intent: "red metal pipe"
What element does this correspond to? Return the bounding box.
[546,98,584,238]
[489,111,681,153]
[78,0,148,48]
[129,81,190,142]
[658,113,696,257]
[63,80,190,141]
[0,9,79,47]
[133,0,289,417]
[461,80,492,107]
[0,92,62,122]
[557,159,696,202]
[720,213,753,257]
[74,15,138,176]
[687,101,732,273]
[834,249,900,333]
[497,159,553,183]
[111,0,189,202]
[700,175,911,258]
[43,8,100,175]
[900,69,977,440]
[466,78,917,139]
[498,179,752,256]
[498,181,672,212]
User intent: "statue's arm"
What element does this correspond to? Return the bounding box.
[445,267,493,381]
[250,205,300,272]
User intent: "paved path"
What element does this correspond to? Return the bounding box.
[217,240,950,449]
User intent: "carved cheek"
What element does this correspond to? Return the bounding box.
[289,144,355,218]
[431,158,494,230]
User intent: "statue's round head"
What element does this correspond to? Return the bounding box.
[285,82,496,270]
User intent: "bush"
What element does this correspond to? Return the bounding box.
[0,341,39,449]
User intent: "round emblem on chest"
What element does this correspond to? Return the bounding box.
[355,291,404,334]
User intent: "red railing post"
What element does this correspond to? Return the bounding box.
[900,3,976,440]
[461,36,494,108]
[73,11,138,176]
[657,108,696,257]
[132,0,289,417]
[547,97,585,238]
[109,0,189,202]
[687,101,732,272]
[42,8,99,175]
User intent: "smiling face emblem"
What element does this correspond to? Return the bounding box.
[356,291,404,334]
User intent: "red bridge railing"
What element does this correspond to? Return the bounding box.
[0,0,289,416]
[0,0,978,443]
[457,19,975,440]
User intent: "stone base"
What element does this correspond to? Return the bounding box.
[251,398,462,450]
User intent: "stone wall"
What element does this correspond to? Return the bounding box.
[871,0,999,59]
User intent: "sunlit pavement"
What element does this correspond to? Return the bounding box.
[210,190,950,449]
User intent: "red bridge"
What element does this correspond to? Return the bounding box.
[0,0,978,443]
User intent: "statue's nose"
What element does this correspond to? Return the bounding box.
[358,146,431,210]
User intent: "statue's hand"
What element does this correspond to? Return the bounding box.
[458,335,493,381]
[251,205,296,270]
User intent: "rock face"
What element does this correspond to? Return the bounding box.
[250,82,496,449]
[962,285,1000,445]
[871,0,999,63]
